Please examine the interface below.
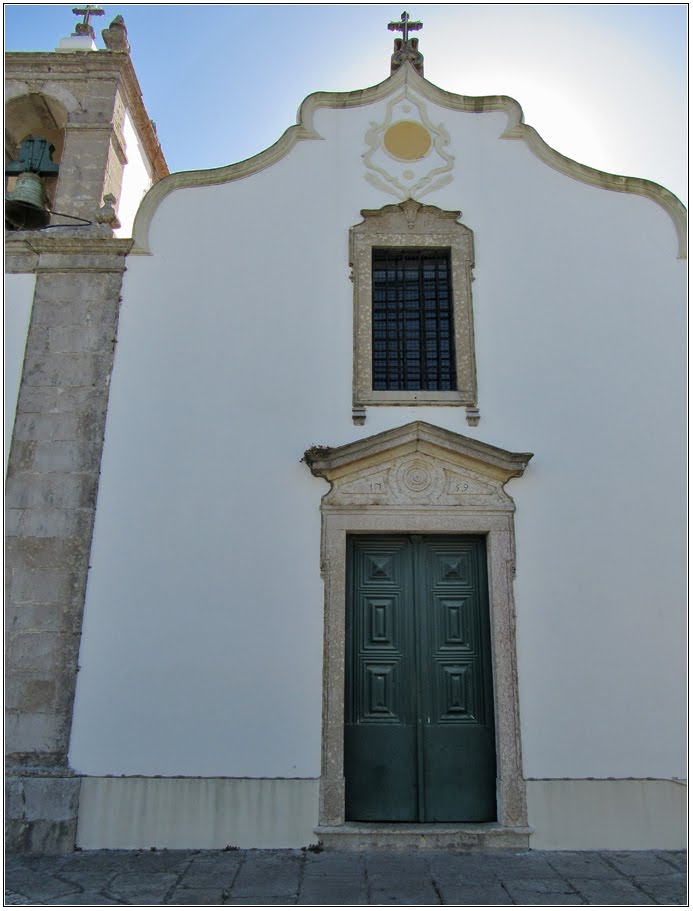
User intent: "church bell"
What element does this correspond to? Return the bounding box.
[5,171,52,230]
[5,137,59,230]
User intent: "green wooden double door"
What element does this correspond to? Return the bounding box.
[345,535,496,822]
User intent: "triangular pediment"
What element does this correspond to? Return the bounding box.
[304,422,532,510]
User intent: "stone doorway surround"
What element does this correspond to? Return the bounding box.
[303,421,533,845]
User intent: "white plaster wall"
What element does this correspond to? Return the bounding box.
[526,779,687,849]
[77,778,319,849]
[115,109,153,238]
[70,87,686,792]
[4,273,35,472]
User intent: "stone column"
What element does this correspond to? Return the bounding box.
[52,122,124,223]
[5,231,132,852]
[51,76,128,224]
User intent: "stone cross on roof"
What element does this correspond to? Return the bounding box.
[387,11,423,44]
[71,5,105,38]
[388,11,424,76]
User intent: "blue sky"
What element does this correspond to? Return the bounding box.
[4,4,687,202]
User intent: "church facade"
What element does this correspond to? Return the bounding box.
[5,15,686,853]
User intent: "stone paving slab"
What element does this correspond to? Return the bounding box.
[660,851,687,872]
[436,881,513,904]
[543,851,621,879]
[485,853,562,879]
[48,894,122,905]
[54,870,117,890]
[369,878,440,905]
[427,853,503,883]
[3,847,687,905]
[3,869,80,903]
[167,887,229,904]
[299,877,369,904]
[178,868,238,888]
[569,877,657,905]
[502,878,585,904]
[607,851,683,876]
[635,874,688,905]
[224,897,298,905]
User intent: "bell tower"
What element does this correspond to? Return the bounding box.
[5,8,167,234]
[5,12,167,853]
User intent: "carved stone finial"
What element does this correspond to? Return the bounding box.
[95,193,121,229]
[388,12,424,76]
[391,36,424,76]
[102,15,130,52]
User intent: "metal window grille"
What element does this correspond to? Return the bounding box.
[372,248,457,391]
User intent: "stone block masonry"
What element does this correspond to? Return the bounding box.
[5,777,82,854]
[5,233,132,852]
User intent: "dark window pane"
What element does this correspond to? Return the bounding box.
[371,248,456,391]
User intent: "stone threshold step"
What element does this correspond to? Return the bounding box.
[315,822,532,851]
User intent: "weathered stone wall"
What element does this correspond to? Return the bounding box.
[5,41,166,855]
[5,777,82,854]
[5,233,131,852]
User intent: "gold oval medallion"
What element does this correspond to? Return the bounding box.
[383,120,432,161]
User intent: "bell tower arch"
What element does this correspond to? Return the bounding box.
[5,93,67,212]
[5,16,167,234]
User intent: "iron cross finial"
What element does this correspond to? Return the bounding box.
[72,4,105,37]
[388,11,423,45]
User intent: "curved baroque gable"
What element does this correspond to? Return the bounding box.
[131,63,686,258]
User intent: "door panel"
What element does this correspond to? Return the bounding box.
[345,538,416,821]
[422,724,496,821]
[345,535,496,822]
[344,725,418,822]
[418,537,496,821]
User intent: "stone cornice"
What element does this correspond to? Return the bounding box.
[5,233,133,255]
[5,232,133,272]
[304,421,533,485]
[130,62,686,258]
[5,51,168,184]
[114,54,168,183]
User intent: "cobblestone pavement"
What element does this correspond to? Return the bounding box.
[4,849,687,905]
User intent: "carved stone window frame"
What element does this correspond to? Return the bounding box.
[304,421,533,832]
[350,200,478,424]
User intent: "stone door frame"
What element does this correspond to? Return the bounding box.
[304,422,532,830]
